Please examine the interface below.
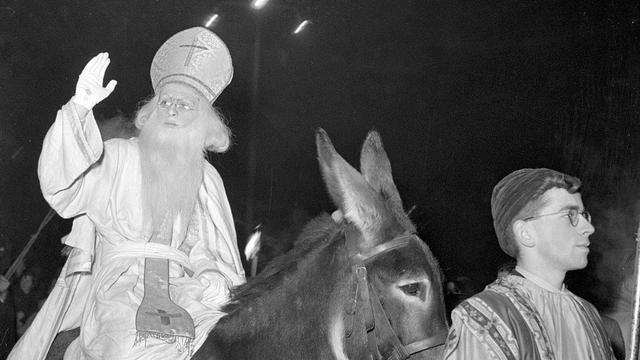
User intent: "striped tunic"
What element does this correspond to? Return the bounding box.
[444,268,615,360]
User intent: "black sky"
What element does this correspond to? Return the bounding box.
[1,0,640,305]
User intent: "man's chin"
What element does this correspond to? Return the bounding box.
[569,258,589,271]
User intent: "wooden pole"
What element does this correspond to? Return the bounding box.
[3,208,55,280]
[629,220,640,360]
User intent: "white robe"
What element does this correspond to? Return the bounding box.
[9,101,246,360]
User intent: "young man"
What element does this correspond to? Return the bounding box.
[9,27,245,359]
[443,168,615,359]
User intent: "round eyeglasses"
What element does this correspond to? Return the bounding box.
[522,208,591,227]
[158,98,196,113]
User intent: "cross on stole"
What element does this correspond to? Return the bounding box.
[145,308,184,326]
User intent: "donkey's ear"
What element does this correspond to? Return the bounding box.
[316,128,384,244]
[360,131,404,212]
[316,128,343,209]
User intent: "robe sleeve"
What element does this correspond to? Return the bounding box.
[443,302,510,360]
[37,100,109,218]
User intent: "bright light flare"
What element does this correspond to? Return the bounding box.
[205,14,219,28]
[293,20,311,35]
[251,0,270,10]
[244,230,262,260]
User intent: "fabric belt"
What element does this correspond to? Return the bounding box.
[106,242,192,271]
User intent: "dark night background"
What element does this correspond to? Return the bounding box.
[1,0,640,311]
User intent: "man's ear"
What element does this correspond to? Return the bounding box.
[203,111,231,153]
[513,220,535,248]
[134,97,158,130]
[135,114,148,130]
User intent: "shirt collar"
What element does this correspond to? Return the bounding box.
[515,265,566,292]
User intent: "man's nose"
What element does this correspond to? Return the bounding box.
[580,218,595,236]
[166,104,178,117]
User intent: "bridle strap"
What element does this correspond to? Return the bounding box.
[356,266,375,333]
[368,283,446,360]
[350,234,415,264]
[344,265,375,334]
[344,227,448,359]
[404,333,447,354]
[369,283,410,360]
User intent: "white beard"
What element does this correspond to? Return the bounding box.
[138,111,207,243]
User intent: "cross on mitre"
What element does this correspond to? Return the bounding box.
[179,34,220,68]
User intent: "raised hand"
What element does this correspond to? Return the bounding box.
[73,52,118,111]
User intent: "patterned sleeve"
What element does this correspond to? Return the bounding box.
[443,298,519,360]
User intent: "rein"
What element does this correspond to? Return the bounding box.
[345,228,447,360]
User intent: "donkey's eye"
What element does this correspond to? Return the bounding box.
[399,283,421,297]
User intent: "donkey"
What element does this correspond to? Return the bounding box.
[192,129,448,359]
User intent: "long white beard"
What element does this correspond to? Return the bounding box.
[138,113,207,243]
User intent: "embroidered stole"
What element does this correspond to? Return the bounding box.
[134,211,196,354]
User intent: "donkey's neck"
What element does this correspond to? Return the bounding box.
[210,216,353,359]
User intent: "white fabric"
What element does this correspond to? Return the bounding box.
[8,100,245,360]
[514,266,610,359]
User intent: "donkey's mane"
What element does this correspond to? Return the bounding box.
[221,213,342,314]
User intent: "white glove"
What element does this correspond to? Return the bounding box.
[72,52,117,110]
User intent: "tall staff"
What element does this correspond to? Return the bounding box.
[3,209,55,280]
[630,223,640,360]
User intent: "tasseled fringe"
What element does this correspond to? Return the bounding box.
[134,330,193,355]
